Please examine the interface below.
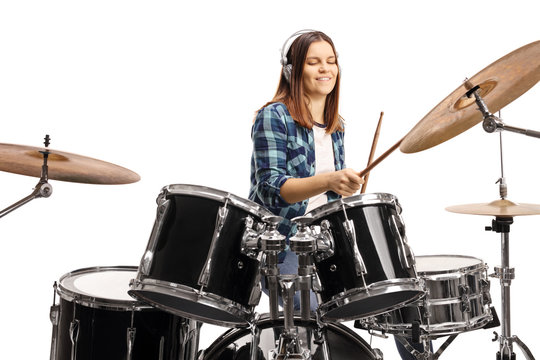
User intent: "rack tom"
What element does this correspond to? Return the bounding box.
[129,184,273,327]
[307,193,424,322]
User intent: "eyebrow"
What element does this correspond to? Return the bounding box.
[306,55,336,60]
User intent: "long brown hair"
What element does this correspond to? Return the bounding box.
[263,31,343,133]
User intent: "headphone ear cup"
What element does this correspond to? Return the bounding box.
[283,64,292,82]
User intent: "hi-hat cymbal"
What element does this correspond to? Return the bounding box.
[446,199,540,217]
[0,143,140,184]
[400,40,540,154]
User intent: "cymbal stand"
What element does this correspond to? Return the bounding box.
[0,135,53,219]
[466,85,540,140]
[467,88,536,359]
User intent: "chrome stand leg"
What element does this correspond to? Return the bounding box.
[487,217,536,360]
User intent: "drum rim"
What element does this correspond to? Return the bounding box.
[129,277,255,327]
[306,192,400,219]
[415,254,486,277]
[201,312,378,360]
[162,184,274,218]
[318,278,424,322]
[57,265,147,311]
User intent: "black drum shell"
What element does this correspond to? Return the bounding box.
[55,299,184,360]
[201,314,378,360]
[309,194,422,321]
[130,185,273,327]
[149,193,261,305]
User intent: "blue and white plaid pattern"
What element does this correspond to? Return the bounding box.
[249,102,345,240]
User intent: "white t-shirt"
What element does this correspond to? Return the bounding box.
[305,125,335,213]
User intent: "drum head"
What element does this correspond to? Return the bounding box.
[416,255,484,275]
[57,266,141,310]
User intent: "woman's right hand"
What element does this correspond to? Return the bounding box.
[326,168,364,197]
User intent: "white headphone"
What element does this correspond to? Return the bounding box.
[280,29,318,83]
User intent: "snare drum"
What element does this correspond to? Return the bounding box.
[364,255,493,338]
[307,193,423,322]
[129,184,273,327]
[50,266,190,360]
[201,313,380,360]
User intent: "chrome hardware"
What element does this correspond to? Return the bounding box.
[69,319,80,360]
[492,266,515,282]
[313,220,334,262]
[459,284,471,313]
[126,327,136,360]
[199,200,230,287]
[49,282,59,360]
[241,216,264,259]
[260,215,285,320]
[390,214,413,269]
[140,198,172,275]
[260,216,286,252]
[248,281,262,306]
[140,251,154,276]
[329,264,337,272]
[342,218,367,275]
[481,278,492,304]
[290,216,316,254]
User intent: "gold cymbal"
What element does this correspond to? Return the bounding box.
[446,199,540,217]
[400,40,540,153]
[0,143,140,185]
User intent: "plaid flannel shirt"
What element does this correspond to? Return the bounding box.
[249,102,346,240]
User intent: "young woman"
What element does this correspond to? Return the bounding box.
[249,30,425,360]
[249,30,363,308]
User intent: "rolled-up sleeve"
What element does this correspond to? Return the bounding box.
[251,105,292,208]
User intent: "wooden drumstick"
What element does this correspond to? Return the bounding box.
[358,137,404,177]
[361,112,384,193]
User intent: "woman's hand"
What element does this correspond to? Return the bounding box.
[280,168,364,204]
[325,168,364,197]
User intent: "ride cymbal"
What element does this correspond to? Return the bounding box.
[446,199,540,217]
[0,143,140,184]
[400,40,540,153]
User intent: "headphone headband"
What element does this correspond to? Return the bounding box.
[280,29,317,66]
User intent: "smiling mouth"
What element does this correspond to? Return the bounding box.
[317,77,331,81]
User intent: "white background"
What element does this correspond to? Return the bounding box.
[1,1,539,358]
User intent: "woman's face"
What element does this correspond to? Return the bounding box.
[302,40,338,101]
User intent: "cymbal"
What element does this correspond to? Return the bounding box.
[0,143,140,184]
[446,199,540,217]
[400,40,540,153]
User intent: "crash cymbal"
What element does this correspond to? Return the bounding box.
[0,143,140,184]
[446,199,540,217]
[400,40,540,153]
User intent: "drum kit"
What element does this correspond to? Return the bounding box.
[0,40,538,360]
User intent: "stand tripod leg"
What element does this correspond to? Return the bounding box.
[513,336,535,360]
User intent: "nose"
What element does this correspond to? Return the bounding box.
[319,62,329,72]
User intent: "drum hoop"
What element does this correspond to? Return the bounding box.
[306,192,400,219]
[129,277,254,327]
[57,266,147,311]
[416,255,486,278]
[163,184,273,218]
[318,278,423,322]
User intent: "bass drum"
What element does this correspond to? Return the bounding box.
[201,314,381,360]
